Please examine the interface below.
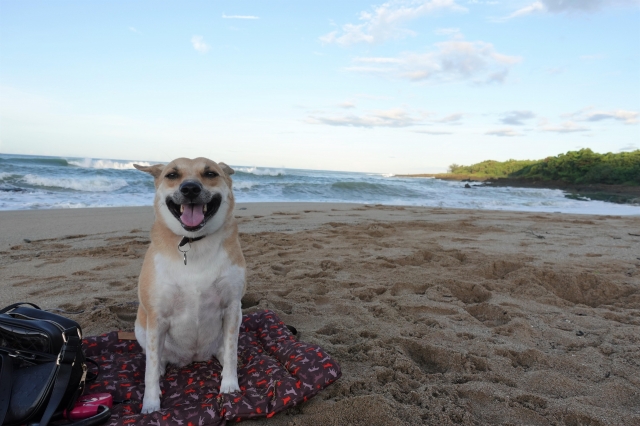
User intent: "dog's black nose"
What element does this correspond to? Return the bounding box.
[179,181,202,199]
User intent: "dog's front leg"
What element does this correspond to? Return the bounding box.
[219,299,242,394]
[141,313,168,414]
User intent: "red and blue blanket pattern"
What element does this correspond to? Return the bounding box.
[82,310,341,425]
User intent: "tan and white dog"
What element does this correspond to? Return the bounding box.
[133,157,246,414]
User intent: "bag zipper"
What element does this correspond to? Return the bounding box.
[8,312,82,339]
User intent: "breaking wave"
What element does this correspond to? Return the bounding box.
[21,174,129,192]
[235,167,286,177]
[68,158,152,170]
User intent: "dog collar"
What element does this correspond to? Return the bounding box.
[178,236,205,265]
[179,236,205,247]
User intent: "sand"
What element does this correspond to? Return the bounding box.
[1,203,639,425]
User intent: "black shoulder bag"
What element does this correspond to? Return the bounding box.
[0,303,110,426]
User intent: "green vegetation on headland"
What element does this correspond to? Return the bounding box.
[445,159,539,179]
[448,149,640,185]
[398,149,640,205]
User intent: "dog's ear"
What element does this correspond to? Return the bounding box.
[218,162,235,176]
[134,164,164,178]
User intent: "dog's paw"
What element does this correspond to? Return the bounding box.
[219,376,240,394]
[140,399,161,414]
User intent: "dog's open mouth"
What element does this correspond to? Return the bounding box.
[166,194,222,231]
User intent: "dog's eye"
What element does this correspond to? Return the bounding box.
[165,172,179,180]
[204,171,218,178]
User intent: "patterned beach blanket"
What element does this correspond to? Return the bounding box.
[82,310,341,425]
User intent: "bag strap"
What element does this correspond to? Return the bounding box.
[38,335,82,426]
[85,357,100,382]
[0,302,41,314]
[0,353,14,425]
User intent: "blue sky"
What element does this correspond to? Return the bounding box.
[1,0,638,173]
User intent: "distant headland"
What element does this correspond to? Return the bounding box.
[398,149,640,205]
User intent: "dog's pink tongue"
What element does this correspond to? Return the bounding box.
[180,204,205,227]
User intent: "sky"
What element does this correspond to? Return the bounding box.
[0,0,639,174]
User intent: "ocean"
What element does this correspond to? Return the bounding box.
[0,154,638,215]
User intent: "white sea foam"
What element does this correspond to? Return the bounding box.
[0,172,11,180]
[68,158,152,170]
[235,167,286,176]
[233,181,256,190]
[21,174,128,192]
[366,173,395,178]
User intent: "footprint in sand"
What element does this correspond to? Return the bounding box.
[109,305,138,322]
[465,303,511,327]
[271,264,291,276]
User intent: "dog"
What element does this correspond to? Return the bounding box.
[133,157,246,414]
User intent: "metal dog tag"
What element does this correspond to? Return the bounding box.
[178,236,204,266]
[178,239,191,266]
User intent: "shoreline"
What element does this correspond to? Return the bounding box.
[396,174,640,205]
[484,178,640,205]
[0,201,638,247]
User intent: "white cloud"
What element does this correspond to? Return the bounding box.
[501,110,535,125]
[561,107,592,119]
[307,108,426,128]
[539,120,589,133]
[353,57,403,64]
[485,128,522,137]
[129,27,140,33]
[222,14,260,20]
[498,0,639,20]
[348,37,521,84]
[435,113,464,123]
[619,144,638,152]
[563,107,638,125]
[502,1,545,20]
[434,27,461,36]
[414,129,453,134]
[191,35,210,53]
[338,101,356,109]
[542,0,607,12]
[584,110,638,124]
[320,0,467,46]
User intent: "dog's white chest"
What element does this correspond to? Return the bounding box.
[151,248,243,363]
